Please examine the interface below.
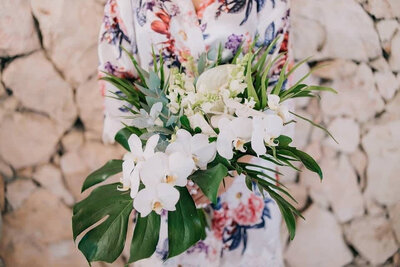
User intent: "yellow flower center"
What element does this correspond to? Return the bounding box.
[236,192,242,199]
[152,201,163,213]
[165,175,177,184]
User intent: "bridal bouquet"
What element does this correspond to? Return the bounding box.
[72,38,336,264]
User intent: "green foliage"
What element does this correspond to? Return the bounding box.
[168,187,206,258]
[128,212,161,263]
[73,183,133,263]
[189,163,229,204]
[114,126,144,151]
[81,160,123,192]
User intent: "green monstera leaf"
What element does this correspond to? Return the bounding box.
[81,160,123,193]
[168,187,206,258]
[73,183,133,263]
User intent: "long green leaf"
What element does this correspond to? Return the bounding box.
[189,163,228,204]
[81,160,123,192]
[245,53,260,104]
[73,183,132,263]
[168,187,205,258]
[128,212,161,263]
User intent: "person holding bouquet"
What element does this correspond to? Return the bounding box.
[97,0,291,266]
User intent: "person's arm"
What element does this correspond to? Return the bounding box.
[98,0,138,143]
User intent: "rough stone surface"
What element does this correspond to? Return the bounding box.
[0,0,41,57]
[344,215,398,265]
[374,71,399,101]
[33,164,74,206]
[388,203,400,242]
[320,63,385,123]
[362,121,400,206]
[0,113,61,169]
[389,32,400,72]
[61,129,84,153]
[3,52,77,131]
[364,0,400,19]
[5,179,37,210]
[285,205,353,267]
[0,189,89,267]
[325,117,360,153]
[76,77,104,140]
[293,0,381,61]
[31,0,103,86]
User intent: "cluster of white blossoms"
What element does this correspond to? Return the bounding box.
[121,130,216,216]
[126,58,293,216]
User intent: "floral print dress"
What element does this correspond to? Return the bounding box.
[98,1,290,266]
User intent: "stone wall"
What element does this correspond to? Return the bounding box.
[0,0,399,266]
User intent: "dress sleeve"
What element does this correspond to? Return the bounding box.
[98,0,138,143]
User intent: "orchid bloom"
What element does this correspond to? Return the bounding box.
[140,152,194,188]
[131,102,164,128]
[166,129,217,170]
[120,134,159,198]
[217,117,253,160]
[133,183,179,216]
[267,94,291,123]
[251,114,284,156]
[188,112,216,136]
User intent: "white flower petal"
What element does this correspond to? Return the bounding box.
[121,159,135,189]
[188,113,216,136]
[231,117,252,140]
[129,165,141,198]
[143,134,159,159]
[157,183,180,211]
[191,134,217,169]
[251,116,267,156]
[140,153,169,187]
[267,94,280,111]
[217,130,234,160]
[133,188,156,217]
[168,152,194,186]
[128,134,143,159]
[264,114,283,138]
[196,64,235,94]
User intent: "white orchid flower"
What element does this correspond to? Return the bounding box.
[251,114,284,156]
[131,102,164,128]
[166,129,217,170]
[267,94,291,123]
[140,152,194,188]
[133,183,179,216]
[188,112,216,136]
[120,134,159,198]
[217,117,253,160]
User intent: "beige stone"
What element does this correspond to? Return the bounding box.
[0,189,91,267]
[362,121,400,206]
[302,155,364,223]
[376,19,399,53]
[350,149,367,188]
[312,59,358,80]
[61,129,84,153]
[61,141,123,200]
[283,183,308,211]
[325,117,360,153]
[0,112,62,169]
[76,77,104,140]
[285,205,353,267]
[31,0,103,86]
[0,0,41,57]
[320,63,385,123]
[364,0,400,19]
[369,57,391,72]
[33,164,74,206]
[0,175,4,211]
[6,179,37,210]
[388,203,400,242]
[389,32,400,72]
[3,52,77,131]
[344,215,398,265]
[374,71,399,101]
[292,0,381,61]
